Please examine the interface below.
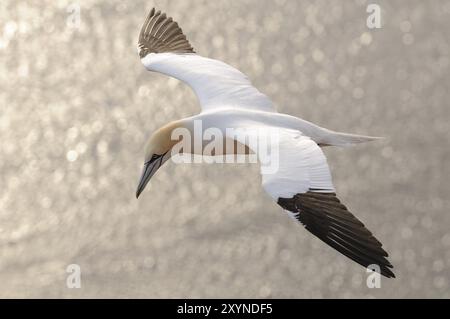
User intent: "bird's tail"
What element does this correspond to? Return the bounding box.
[319,130,383,147]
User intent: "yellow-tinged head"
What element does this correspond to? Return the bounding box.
[136,121,183,198]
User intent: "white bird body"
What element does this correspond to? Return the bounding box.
[143,53,379,147]
[134,8,395,278]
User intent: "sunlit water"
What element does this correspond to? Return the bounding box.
[0,0,449,298]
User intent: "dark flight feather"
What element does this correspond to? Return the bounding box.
[278,191,395,278]
[138,8,195,58]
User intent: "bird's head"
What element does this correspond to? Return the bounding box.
[136,122,182,198]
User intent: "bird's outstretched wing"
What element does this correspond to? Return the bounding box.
[231,128,395,278]
[138,8,276,113]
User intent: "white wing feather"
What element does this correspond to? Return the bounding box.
[261,130,335,199]
[141,53,276,113]
[228,128,335,200]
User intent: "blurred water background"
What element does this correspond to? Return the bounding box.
[0,0,449,298]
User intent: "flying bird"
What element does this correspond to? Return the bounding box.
[135,8,395,278]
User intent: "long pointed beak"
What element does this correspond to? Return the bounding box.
[136,159,162,199]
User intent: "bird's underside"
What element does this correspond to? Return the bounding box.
[137,8,395,278]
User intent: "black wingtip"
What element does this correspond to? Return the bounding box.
[382,267,396,279]
[278,191,396,279]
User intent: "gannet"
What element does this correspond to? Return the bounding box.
[135,8,395,278]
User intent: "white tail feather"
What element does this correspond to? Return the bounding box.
[320,130,383,147]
